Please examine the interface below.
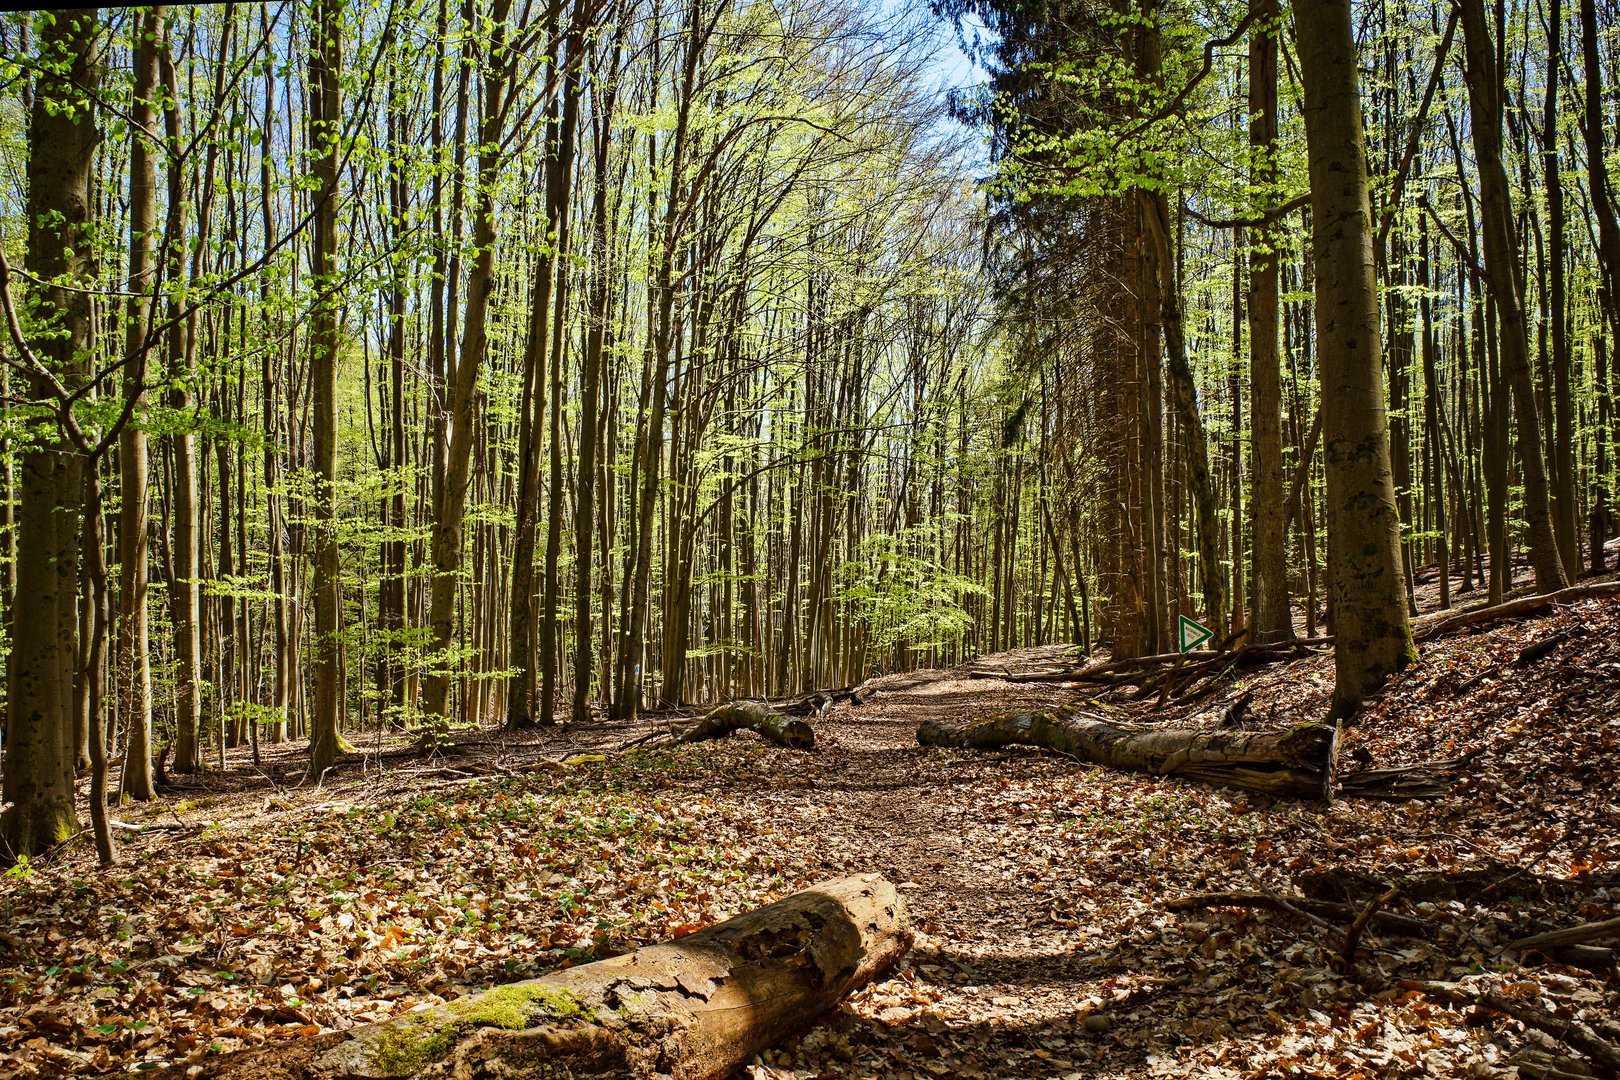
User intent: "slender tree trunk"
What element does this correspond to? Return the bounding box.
[1291,0,1416,718]
[572,26,623,725]
[307,0,346,774]
[1419,211,1450,608]
[1581,0,1620,573]
[539,19,586,727]
[422,0,514,731]
[158,34,204,774]
[117,5,164,801]
[1544,0,1578,580]
[1458,0,1568,591]
[1247,0,1293,642]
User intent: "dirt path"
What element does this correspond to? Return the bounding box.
[5,605,1618,1079]
[665,654,1180,1079]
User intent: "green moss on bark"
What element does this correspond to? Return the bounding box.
[369,984,598,1074]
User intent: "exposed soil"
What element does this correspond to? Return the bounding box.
[2,572,1618,1078]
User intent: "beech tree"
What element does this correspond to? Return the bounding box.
[1292,0,1416,714]
[1,7,100,859]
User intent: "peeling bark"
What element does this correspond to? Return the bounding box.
[290,875,909,1079]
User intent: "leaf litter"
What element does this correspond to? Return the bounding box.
[1,589,1616,1078]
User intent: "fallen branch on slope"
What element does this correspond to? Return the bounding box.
[1507,917,1620,955]
[1412,580,1620,642]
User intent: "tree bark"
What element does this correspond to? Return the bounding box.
[309,875,909,1080]
[307,0,346,775]
[1457,0,1569,592]
[918,707,1337,800]
[117,5,164,801]
[675,700,814,750]
[1247,0,1293,644]
[1,6,100,861]
[1291,0,1416,717]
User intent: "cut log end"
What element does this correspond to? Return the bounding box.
[311,874,908,1080]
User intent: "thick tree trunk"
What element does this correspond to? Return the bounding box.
[677,700,815,750]
[310,875,909,1080]
[0,7,99,861]
[918,707,1337,800]
[1291,0,1416,717]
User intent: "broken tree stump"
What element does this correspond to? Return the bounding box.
[917,707,1337,799]
[677,700,815,750]
[311,875,909,1079]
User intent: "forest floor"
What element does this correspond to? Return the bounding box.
[2,566,1619,1078]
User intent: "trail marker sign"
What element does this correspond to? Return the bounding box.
[1177,615,1213,654]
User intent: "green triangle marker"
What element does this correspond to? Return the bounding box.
[1178,615,1214,654]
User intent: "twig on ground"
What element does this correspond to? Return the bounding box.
[1342,885,1402,972]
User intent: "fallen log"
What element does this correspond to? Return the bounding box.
[312,875,909,1079]
[676,700,814,750]
[917,707,1337,799]
[1335,755,1469,800]
[1411,579,1620,642]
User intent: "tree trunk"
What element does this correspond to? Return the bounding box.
[506,4,569,730]
[117,4,164,801]
[306,0,347,774]
[1,7,100,861]
[1458,0,1568,592]
[539,23,586,728]
[1291,0,1416,717]
[572,28,624,725]
[918,707,1337,800]
[1248,0,1293,644]
[309,875,909,1080]
[156,32,205,775]
[1544,0,1578,582]
[1581,0,1620,574]
[421,0,513,732]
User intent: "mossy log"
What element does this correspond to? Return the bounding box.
[312,874,908,1079]
[678,699,814,749]
[918,707,1337,800]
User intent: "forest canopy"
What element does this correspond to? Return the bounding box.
[0,0,1616,888]
[2,0,1620,1077]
